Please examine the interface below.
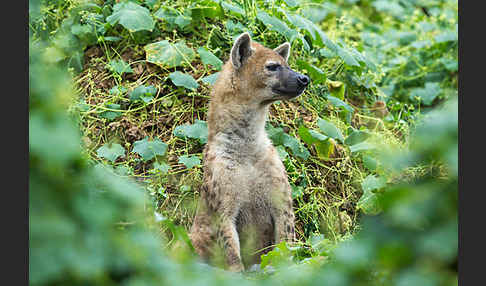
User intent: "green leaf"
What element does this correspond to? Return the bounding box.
[284,0,298,7]
[327,95,354,124]
[197,47,223,70]
[317,118,344,143]
[315,138,335,160]
[145,40,195,68]
[109,85,127,95]
[173,120,208,144]
[410,82,441,106]
[361,174,386,192]
[129,85,157,103]
[221,2,244,15]
[296,60,326,84]
[345,130,371,146]
[291,184,304,199]
[284,12,317,41]
[283,134,310,160]
[99,104,123,121]
[153,161,171,174]
[132,137,168,162]
[362,155,378,171]
[168,71,199,91]
[275,145,289,160]
[96,143,125,163]
[107,59,133,75]
[327,80,346,100]
[298,126,328,144]
[257,11,297,40]
[336,45,360,67]
[350,142,376,153]
[261,242,293,269]
[106,2,155,32]
[267,124,309,160]
[178,155,201,169]
[201,72,220,85]
[434,31,458,43]
[357,175,386,215]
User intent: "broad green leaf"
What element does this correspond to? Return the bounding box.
[197,47,223,70]
[178,155,201,169]
[301,4,329,23]
[191,5,223,21]
[350,142,376,153]
[107,59,133,75]
[410,82,441,106]
[267,124,310,160]
[434,31,457,43]
[201,72,220,85]
[362,155,378,171]
[267,124,286,146]
[283,133,310,160]
[315,138,335,160]
[327,80,346,100]
[440,58,458,72]
[145,40,195,68]
[276,145,289,160]
[99,104,123,121]
[257,11,297,40]
[153,161,171,174]
[154,6,192,30]
[173,120,208,144]
[284,12,317,40]
[109,85,127,95]
[168,71,199,91]
[296,60,326,84]
[284,0,298,7]
[357,175,386,215]
[327,95,354,124]
[336,45,360,67]
[221,2,244,15]
[175,15,191,28]
[362,175,386,192]
[129,85,157,103]
[132,137,168,162]
[372,0,405,19]
[261,242,293,269]
[106,2,155,32]
[154,7,178,25]
[317,118,345,143]
[345,130,371,146]
[298,126,328,146]
[96,143,125,163]
[291,184,304,199]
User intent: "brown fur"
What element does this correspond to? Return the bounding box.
[189,33,307,272]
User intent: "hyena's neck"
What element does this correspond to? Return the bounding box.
[207,102,271,157]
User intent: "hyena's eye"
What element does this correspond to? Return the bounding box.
[265,63,281,71]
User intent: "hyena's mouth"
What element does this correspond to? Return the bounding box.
[271,86,306,99]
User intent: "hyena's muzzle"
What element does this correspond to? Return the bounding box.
[271,67,310,99]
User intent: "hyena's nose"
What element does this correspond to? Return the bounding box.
[297,74,310,87]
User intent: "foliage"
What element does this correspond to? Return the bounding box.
[29,0,458,285]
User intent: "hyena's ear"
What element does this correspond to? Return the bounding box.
[274,42,291,62]
[231,32,253,69]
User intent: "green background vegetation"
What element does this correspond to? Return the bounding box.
[29,0,457,285]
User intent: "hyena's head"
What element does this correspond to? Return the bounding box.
[229,32,310,105]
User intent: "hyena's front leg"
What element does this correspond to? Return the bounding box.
[217,215,244,272]
[189,204,214,262]
[271,189,296,244]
